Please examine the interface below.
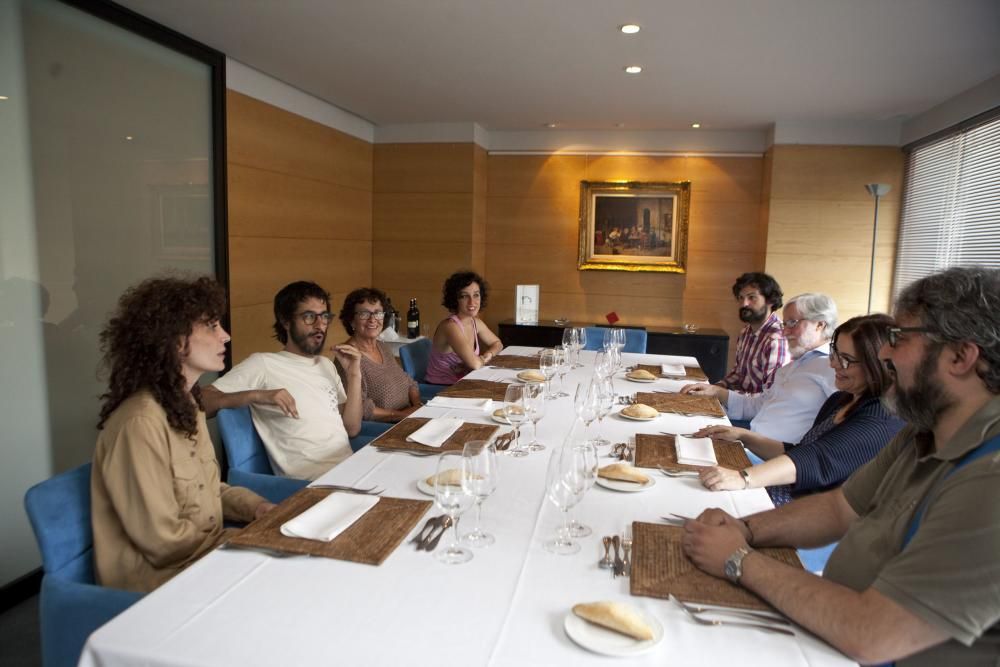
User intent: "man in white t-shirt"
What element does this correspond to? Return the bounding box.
[203,281,363,480]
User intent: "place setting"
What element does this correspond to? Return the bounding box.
[633,432,751,472]
[633,391,725,418]
[628,362,709,383]
[369,416,499,454]
[436,378,512,401]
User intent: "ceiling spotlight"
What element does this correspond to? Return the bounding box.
[125,135,134,140]
[0,95,9,101]
[691,123,701,129]
[624,65,642,74]
[620,24,640,34]
[544,123,557,128]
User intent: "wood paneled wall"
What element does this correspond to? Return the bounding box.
[372,143,488,333]
[226,91,373,362]
[763,145,904,322]
[484,154,768,359]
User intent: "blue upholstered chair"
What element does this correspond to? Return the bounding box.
[582,327,648,354]
[24,463,143,667]
[217,406,388,502]
[399,338,444,400]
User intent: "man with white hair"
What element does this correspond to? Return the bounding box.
[682,293,838,443]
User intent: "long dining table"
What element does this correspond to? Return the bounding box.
[79,347,853,667]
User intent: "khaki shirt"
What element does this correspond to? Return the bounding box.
[825,395,1000,666]
[91,391,264,593]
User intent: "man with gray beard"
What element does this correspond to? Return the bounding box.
[680,266,1000,665]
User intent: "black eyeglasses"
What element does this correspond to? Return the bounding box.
[886,326,935,348]
[296,311,332,325]
[829,346,861,370]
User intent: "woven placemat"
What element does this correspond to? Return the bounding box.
[228,488,432,565]
[634,433,750,471]
[630,522,801,611]
[370,417,499,453]
[634,392,725,418]
[490,354,540,370]
[635,364,708,382]
[437,379,512,401]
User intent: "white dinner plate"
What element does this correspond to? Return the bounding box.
[617,409,658,422]
[624,374,657,383]
[416,478,436,496]
[563,607,664,656]
[516,371,546,383]
[595,475,656,493]
[491,412,513,425]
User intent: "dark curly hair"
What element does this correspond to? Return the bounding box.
[339,287,388,336]
[97,276,226,439]
[273,281,330,344]
[441,271,489,313]
[732,272,783,312]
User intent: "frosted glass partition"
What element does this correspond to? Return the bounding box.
[0,0,221,586]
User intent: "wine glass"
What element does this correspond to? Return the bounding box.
[433,451,476,564]
[553,346,571,397]
[543,443,589,554]
[602,327,615,351]
[574,381,600,435]
[574,327,588,366]
[592,376,616,447]
[503,384,529,458]
[539,349,558,399]
[522,382,547,452]
[612,327,626,353]
[594,349,614,379]
[461,440,498,548]
[567,438,599,538]
[562,328,580,368]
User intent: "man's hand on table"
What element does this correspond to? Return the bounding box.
[681,509,751,579]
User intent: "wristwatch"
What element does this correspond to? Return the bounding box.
[739,469,751,489]
[723,546,752,583]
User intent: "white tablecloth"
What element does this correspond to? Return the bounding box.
[79,347,853,667]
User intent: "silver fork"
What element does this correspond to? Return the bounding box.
[622,525,633,576]
[310,484,384,495]
[373,447,438,457]
[659,467,700,478]
[675,598,793,626]
[670,596,794,635]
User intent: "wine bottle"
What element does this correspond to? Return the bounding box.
[407,298,420,339]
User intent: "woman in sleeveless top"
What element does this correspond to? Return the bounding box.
[425,271,503,385]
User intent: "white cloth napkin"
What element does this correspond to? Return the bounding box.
[661,362,686,376]
[280,492,379,542]
[426,396,494,412]
[407,417,464,447]
[675,435,718,466]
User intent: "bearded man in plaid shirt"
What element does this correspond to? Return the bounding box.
[717,272,789,393]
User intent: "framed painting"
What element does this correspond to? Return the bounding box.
[577,180,691,273]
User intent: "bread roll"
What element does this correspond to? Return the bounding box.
[572,601,655,640]
[517,370,546,382]
[424,468,464,487]
[621,403,658,419]
[598,463,650,484]
[627,369,657,380]
[494,406,523,418]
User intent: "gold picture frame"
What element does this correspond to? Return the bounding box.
[577,180,691,273]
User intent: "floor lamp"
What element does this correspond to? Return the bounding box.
[865,184,891,313]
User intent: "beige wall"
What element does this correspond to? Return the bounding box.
[762,145,904,323]
[485,153,767,358]
[226,91,373,362]
[371,143,487,333]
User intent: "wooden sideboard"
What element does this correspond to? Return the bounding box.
[498,320,729,384]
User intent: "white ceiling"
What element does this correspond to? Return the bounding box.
[117,0,1000,132]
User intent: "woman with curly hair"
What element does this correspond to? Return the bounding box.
[91,276,274,593]
[425,270,503,385]
[336,287,421,421]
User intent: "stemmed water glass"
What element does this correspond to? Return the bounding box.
[503,384,529,458]
[602,327,616,351]
[567,437,599,538]
[553,346,571,397]
[433,451,476,564]
[562,328,581,368]
[539,349,558,399]
[594,349,614,379]
[461,440,498,548]
[543,443,590,555]
[592,376,616,447]
[574,381,600,437]
[522,382,546,452]
[574,327,588,366]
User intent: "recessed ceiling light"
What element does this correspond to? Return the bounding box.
[125,135,133,140]
[620,24,640,34]
[691,123,701,129]
[0,95,9,101]
[543,123,557,128]
[624,65,642,74]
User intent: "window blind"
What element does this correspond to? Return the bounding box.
[894,113,1000,299]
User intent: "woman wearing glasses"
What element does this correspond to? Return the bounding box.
[696,314,905,505]
[337,287,421,422]
[425,271,504,385]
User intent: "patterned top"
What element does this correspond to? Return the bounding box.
[337,341,417,420]
[766,392,905,506]
[720,312,789,393]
